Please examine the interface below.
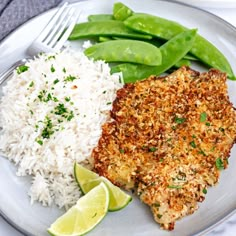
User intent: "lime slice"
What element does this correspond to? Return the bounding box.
[74,163,132,211]
[48,182,109,236]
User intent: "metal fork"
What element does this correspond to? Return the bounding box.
[27,2,80,56]
[0,2,80,84]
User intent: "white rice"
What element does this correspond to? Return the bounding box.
[0,49,123,209]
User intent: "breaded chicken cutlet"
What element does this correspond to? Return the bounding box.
[92,66,236,230]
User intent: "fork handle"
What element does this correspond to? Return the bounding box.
[0,59,29,85]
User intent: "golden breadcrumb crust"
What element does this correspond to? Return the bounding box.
[92,67,236,230]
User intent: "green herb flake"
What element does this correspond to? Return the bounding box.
[66,111,74,121]
[200,112,207,122]
[205,122,211,126]
[50,65,55,73]
[198,149,206,156]
[64,75,77,82]
[53,79,59,84]
[157,214,163,219]
[53,97,59,102]
[36,139,43,145]
[62,67,66,73]
[149,147,157,152]
[119,149,125,154]
[47,55,56,60]
[65,97,71,102]
[203,188,207,194]
[190,141,196,148]
[215,158,224,170]
[174,116,186,124]
[192,134,196,138]
[219,127,225,133]
[29,81,34,87]
[29,110,34,115]
[172,126,177,130]
[17,65,29,74]
[54,103,67,115]
[167,185,182,189]
[106,102,112,105]
[41,117,54,139]
[153,202,160,208]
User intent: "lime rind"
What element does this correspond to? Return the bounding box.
[74,163,132,211]
[48,182,109,236]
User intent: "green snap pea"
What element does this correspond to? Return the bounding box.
[88,14,114,22]
[124,13,235,80]
[174,59,191,68]
[69,20,152,40]
[98,36,112,42]
[113,2,133,21]
[84,39,162,66]
[111,29,197,83]
[112,36,196,62]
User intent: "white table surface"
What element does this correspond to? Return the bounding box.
[1,2,236,236]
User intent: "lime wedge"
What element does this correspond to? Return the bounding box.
[74,163,132,211]
[48,182,109,236]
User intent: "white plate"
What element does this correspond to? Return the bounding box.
[171,0,236,8]
[1,0,236,235]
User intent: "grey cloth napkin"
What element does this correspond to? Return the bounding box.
[0,0,63,42]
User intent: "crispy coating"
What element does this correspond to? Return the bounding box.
[92,66,236,230]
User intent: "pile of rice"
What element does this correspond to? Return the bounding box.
[0,49,123,209]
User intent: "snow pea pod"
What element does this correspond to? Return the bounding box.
[84,39,162,66]
[69,21,152,40]
[111,29,197,83]
[88,14,114,22]
[124,13,235,80]
[113,2,133,21]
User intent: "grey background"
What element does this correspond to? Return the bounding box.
[0,0,62,42]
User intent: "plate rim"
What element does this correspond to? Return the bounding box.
[1,0,236,236]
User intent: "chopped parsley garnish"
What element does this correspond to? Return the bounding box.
[153,202,160,207]
[29,110,34,115]
[219,127,225,133]
[50,65,55,73]
[38,90,47,102]
[203,188,207,194]
[53,79,59,84]
[17,65,29,74]
[103,91,107,94]
[174,116,186,124]
[64,75,77,82]
[65,97,71,102]
[205,122,211,126]
[167,185,182,189]
[63,67,66,73]
[215,158,224,170]
[53,97,59,102]
[198,149,206,156]
[41,116,54,139]
[54,103,74,121]
[106,102,112,105]
[54,103,67,115]
[67,111,74,121]
[38,90,55,103]
[119,149,125,154]
[200,112,207,122]
[190,141,196,148]
[149,147,157,152]
[192,134,196,138]
[47,55,55,60]
[29,81,34,87]
[157,214,163,219]
[36,139,43,145]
